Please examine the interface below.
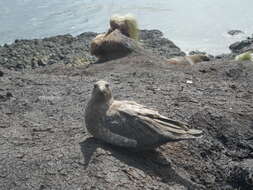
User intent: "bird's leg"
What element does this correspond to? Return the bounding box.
[100,128,137,148]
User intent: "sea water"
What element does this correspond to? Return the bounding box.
[0,0,253,55]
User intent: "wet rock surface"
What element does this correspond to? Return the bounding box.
[0,30,253,190]
[227,30,244,36]
[229,36,253,54]
[139,29,185,58]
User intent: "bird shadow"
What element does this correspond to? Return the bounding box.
[79,137,104,168]
[79,137,202,190]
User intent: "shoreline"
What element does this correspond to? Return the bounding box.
[0,29,249,55]
[0,29,186,70]
[1,29,252,70]
[0,32,245,56]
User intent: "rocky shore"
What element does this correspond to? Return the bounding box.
[0,30,184,70]
[0,30,253,190]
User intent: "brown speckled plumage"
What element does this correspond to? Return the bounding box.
[85,80,203,150]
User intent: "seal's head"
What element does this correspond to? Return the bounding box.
[198,54,210,61]
[92,80,112,103]
[90,34,106,57]
[110,14,139,40]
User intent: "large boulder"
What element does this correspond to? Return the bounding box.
[229,37,253,54]
[90,29,143,61]
[140,30,185,58]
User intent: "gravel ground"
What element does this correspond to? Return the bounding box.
[0,30,253,190]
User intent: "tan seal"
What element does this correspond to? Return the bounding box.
[85,80,203,150]
[167,54,210,66]
[109,14,139,40]
[90,14,139,59]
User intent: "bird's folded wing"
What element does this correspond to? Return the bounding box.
[105,101,202,138]
[104,101,164,141]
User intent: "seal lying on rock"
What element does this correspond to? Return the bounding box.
[90,14,139,60]
[90,30,142,61]
[90,33,107,59]
[85,80,203,150]
[109,14,139,40]
[167,54,210,66]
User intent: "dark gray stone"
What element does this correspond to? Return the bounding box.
[228,30,244,36]
[229,38,253,53]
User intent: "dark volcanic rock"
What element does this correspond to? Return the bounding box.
[140,29,185,58]
[0,30,185,70]
[227,30,244,36]
[189,50,215,60]
[215,53,234,61]
[229,37,253,54]
[227,160,253,189]
[0,33,97,70]
[189,50,207,55]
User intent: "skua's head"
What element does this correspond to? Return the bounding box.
[91,80,112,102]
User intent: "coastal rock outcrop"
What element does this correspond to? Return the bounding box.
[229,36,253,54]
[139,29,185,58]
[227,30,244,36]
[0,30,184,70]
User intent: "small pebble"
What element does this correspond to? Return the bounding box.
[186,80,193,84]
[6,92,13,98]
[0,70,3,77]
